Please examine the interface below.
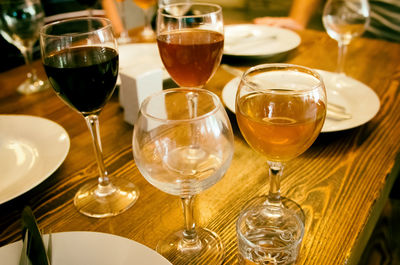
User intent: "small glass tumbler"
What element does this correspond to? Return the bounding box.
[236,205,304,265]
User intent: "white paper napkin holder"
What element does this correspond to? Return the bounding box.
[119,66,163,125]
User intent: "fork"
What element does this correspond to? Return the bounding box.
[19,230,31,265]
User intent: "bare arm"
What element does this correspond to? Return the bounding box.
[289,0,323,28]
[101,0,124,35]
[254,0,323,30]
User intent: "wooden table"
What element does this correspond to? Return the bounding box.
[1,26,400,265]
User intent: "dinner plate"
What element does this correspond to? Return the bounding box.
[221,70,380,133]
[0,231,172,265]
[118,43,170,80]
[224,24,301,58]
[0,115,70,204]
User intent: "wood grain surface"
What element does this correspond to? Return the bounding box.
[1,16,400,265]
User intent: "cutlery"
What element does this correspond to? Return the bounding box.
[221,64,352,120]
[20,207,51,265]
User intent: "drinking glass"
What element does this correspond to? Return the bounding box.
[236,205,304,265]
[133,0,157,40]
[133,88,234,264]
[322,0,370,74]
[235,64,327,264]
[156,3,224,88]
[0,0,48,94]
[40,17,139,218]
[116,0,132,44]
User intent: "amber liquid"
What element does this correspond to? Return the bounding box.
[133,0,156,9]
[157,29,224,87]
[236,92,325,161]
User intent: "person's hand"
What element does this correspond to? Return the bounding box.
[253,17,304,31]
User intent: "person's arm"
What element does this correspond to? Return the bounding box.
[254,0,322,30]
[289,0,322,28]
[101,0,124,35]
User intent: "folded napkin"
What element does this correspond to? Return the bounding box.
[119,65,163,125]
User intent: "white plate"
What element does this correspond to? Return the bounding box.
[221,70,380,133]
[118,43,170,80]
[224,24,301,58]
[0,231,172,265]
[0,115,70,204]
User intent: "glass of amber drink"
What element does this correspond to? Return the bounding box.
[235,64,327,264]
[156,3,224,88]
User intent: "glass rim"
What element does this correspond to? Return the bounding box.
[241,63,325,95]
[157,2,222,18]
[39,17,113,38]
[139,88,223,123]
[236,205,305,251]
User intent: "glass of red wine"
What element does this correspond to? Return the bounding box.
[156,2,224,88]
[39,17,139,218]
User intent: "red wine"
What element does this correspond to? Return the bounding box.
[43,46,118,114]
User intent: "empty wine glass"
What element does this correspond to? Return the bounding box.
[156,3,224,88]
[116,0,132,44]
[322,0,370,74]
[133,88,234,264]
[235,64,327,264]
[40,17,139,218]
[0,0,48,94]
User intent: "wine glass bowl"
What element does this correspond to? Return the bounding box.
[133,88,234,264]
[156,3,224,88]
[322,0,370,74]
[235,64,326,264]
[236,65,326,162]
[0,0,48,94]
[40,17,139,218]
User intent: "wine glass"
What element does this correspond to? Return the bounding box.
[0,0,48,94]
[133,88,234,264]
[133,0,157,41]
[322,0,370,74]
[235,64,327,264]
[40,17,139,218]
[156,3,224,88]
[116,0,132,44]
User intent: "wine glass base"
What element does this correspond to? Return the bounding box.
[74,178,139,218]
[243,195,306,224]
[157,228,225,265]
[117,35,132,44]
[17,78,49,95]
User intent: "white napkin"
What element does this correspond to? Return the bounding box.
[119,65,163,125]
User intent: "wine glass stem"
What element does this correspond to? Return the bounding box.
[117,1,129,37]
[180,196,200,246]
[267,161,283,207]
[84,114,111,188]
[142,7,153,35]
[21,46,37,84]
[337,41,348,74]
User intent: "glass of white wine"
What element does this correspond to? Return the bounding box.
[0,0,48,94]
[322,0,370,74]
[235,64,327,264]
[133,88,234,264]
